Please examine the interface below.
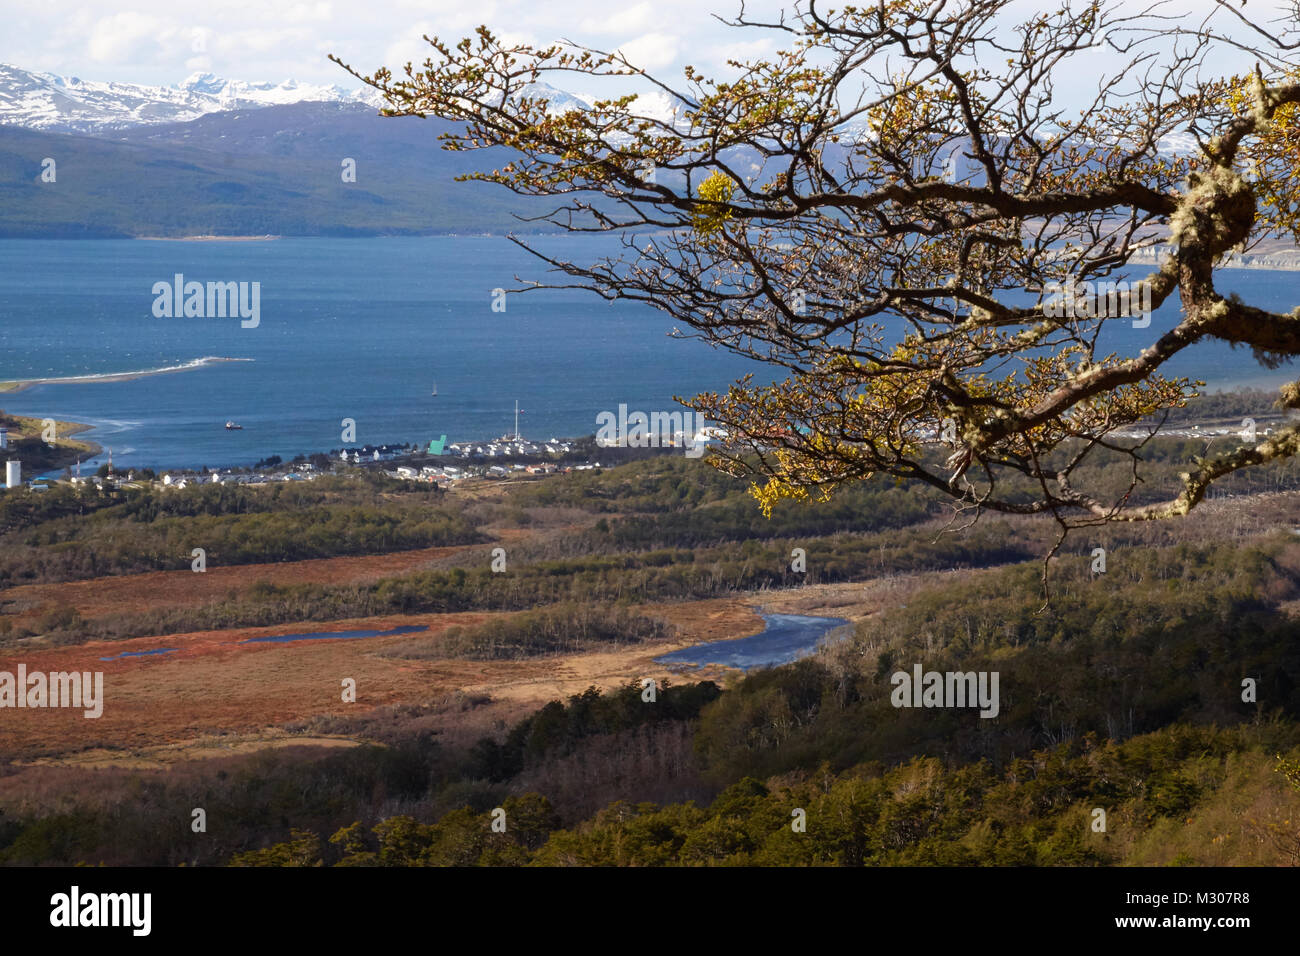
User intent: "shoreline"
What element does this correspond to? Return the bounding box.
[0,357,253,393]
[59,420,104,462]
[132,235,281,242]
[0,412,103,470]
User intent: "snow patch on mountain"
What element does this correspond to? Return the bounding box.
[0,63,385,133]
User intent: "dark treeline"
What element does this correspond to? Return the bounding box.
[0,680,722,866]
[1144,387,1297,425]
[0,482,121,535]
[18,521,1036,645]
[226,724,1300,867]
[382,603,676,661]
[0,476,483,589]
[692,539,1300,781]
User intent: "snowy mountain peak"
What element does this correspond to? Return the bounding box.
[0,63,385,133]
[179,72,228,94]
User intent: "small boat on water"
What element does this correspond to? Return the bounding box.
[432,381,438,397]
[225,421,243,430]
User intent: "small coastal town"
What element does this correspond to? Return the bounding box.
[0,429,602,493]
[0,392,735,493]
[2,402,1291,496]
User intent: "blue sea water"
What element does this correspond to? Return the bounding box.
[0,236,1297,471]
[0,236,771,470]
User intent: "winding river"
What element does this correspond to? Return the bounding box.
[654,612,852,672]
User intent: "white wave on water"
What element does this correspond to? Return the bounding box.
[81,420,143,435]
[2,356,253,386]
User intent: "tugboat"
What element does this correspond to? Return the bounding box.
[225,421,243,431]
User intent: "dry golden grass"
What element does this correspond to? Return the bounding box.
[0,591,774,765]
[3,543,480,625]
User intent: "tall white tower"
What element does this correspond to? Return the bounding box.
[5,461,21,489]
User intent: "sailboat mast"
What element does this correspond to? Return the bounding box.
[514,400,519,440]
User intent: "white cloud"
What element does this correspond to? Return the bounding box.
[579,2,654,35]
[284,2,334,22]
[6,2,760,85]
[383,22,442,71]
[214,27,316,57]
[712,37,777,66]
[86,12,171,63]
[389,0,499,33]
[615,31,679,70]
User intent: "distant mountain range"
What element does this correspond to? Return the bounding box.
[0,101,566,237]
[0,64,668,237]
[0,62,667,135]
[0,63,386,133]
[0,62,1208,239]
